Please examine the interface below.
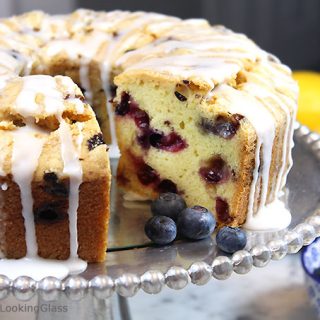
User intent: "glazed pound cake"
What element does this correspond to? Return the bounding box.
[113,26,298,228]
[0,74,110,262]
[0,8,298,267]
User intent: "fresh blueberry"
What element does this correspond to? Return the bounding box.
[177,206,216,240]
[137,163,160,185]
[145,216,177,245]
[216,226,247,253]
[151,193,186,221]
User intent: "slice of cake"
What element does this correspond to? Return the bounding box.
[113,37,297,228]
[0,74,110,262]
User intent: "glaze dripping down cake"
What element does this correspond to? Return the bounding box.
[112,18,298,227]
[0,74,110,263]
[0,9,298,263]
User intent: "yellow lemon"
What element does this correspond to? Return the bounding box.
[293,71,320,133]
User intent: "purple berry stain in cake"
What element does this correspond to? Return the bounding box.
[200,114,244,139]
[199,156,231,184]
[115,91,131,116]
[132,109,150,129]
[157,179,178,194]
[116,92,187,152]
[215,197,233,224]
[128,152,160,186]
[137,163,160,185]
[128,151,179,193]
[149,131,187,152]
[109,84,118,99]
[137,132,151,149]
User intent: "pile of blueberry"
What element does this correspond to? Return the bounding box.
[144,193,247,253]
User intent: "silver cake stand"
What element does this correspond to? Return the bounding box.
[0,123,319,320]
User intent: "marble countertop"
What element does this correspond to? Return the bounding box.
[0,254,317,320]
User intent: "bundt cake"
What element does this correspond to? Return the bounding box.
[0,9,298,267]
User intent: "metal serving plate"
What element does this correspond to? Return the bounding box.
[0,123,320,301]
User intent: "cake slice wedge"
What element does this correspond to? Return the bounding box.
[113,61,297,227]
[0,75,111,262]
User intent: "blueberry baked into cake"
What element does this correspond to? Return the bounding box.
[0,75,110,262]
[0,10,297,263]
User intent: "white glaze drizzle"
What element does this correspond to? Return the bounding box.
[278,95,298,190]
[213,84,289,230]
[125,55,242,88]
[116,36,262,68]
[99,13,175,158]
[100,38,119,158]
[0,49,26,75]
[241,81,291,199]
[243,199,291,231]
[0,75,87,277]
[43,32,120,156]
[0,257,86,281]
[245,69,297,196]
[11,121,46,257]
[58,117,82,258]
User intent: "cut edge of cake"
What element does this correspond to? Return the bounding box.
[113,63,297,227]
